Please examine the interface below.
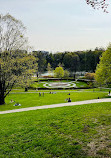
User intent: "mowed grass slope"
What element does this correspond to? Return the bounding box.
[0,90,109,111]
[0,102,111,157]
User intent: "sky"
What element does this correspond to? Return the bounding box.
[0,0,111,53]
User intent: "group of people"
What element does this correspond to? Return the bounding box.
[39,92,44,96]
[66,93,71,102]
[10,99,21,106]
[39,91,72,102]
[10,89,111,108]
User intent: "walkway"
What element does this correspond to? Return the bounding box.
[0,98,111,114]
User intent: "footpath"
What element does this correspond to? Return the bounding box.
[0,98,111,115]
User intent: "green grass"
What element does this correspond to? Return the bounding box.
[0,102,111,157]
[75,81,88,88]
[30,81,88,89]
[0,90,109,111]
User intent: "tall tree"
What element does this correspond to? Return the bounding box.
[47,63,52,74]
[33,51,47,73]
[0,14,37,105]
[52,53,64,69]
[63,52,79,72]
[95,45,111,86]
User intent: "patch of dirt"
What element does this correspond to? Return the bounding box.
[86,125,111,157]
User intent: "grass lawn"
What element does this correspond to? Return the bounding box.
[30,81,88,89]
[0,90,109,111]
[0,102,111,157]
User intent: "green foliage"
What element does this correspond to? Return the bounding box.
[15,55,37,88]
[35,48,103,73]
[33,51,48,73]
[95,45,111,86]
[0,14,38,104]
[46,63,53,77]
[54,66,64,78]
[0,51,37,103]
[64,70,70,78]
[47,63,52,72]
[63,52,80,72]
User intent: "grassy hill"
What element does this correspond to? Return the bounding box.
[0,102,111,157]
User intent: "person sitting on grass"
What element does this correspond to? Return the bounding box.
[14,103,21,106]
[10,99,15,103]
[68,98,71,102]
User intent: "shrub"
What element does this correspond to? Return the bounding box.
[64,70,70,78]
[85,73,95,80]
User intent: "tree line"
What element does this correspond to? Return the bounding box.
[33,48,104,74]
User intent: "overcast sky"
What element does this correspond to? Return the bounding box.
[0,0,111,52]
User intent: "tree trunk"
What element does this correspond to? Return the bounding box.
[0,96,5,105]
[0,81,5,105]
[25,87,28,92]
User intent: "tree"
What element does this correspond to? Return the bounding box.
[95,45,111,86]
[54,66,64,78]
[86,0,109,13]
[46,53,54,69]
[47,63,52,73]
[33,51,47,73]
[15,53,37,91]
[64,70,70,79]
[52,53,64,69]
[0,14,37,105]
[63,52,79,72]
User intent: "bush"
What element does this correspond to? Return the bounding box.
[64,70,70,78]
[85,73,95,80]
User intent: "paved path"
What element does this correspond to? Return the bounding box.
[11,90,85,93]
[0,98,111,115]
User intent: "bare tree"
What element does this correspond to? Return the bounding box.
[0,14,37,105]
[86,0,109,13]
[0,14,28,52]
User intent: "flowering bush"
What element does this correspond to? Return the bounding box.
[85,73,95,80]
